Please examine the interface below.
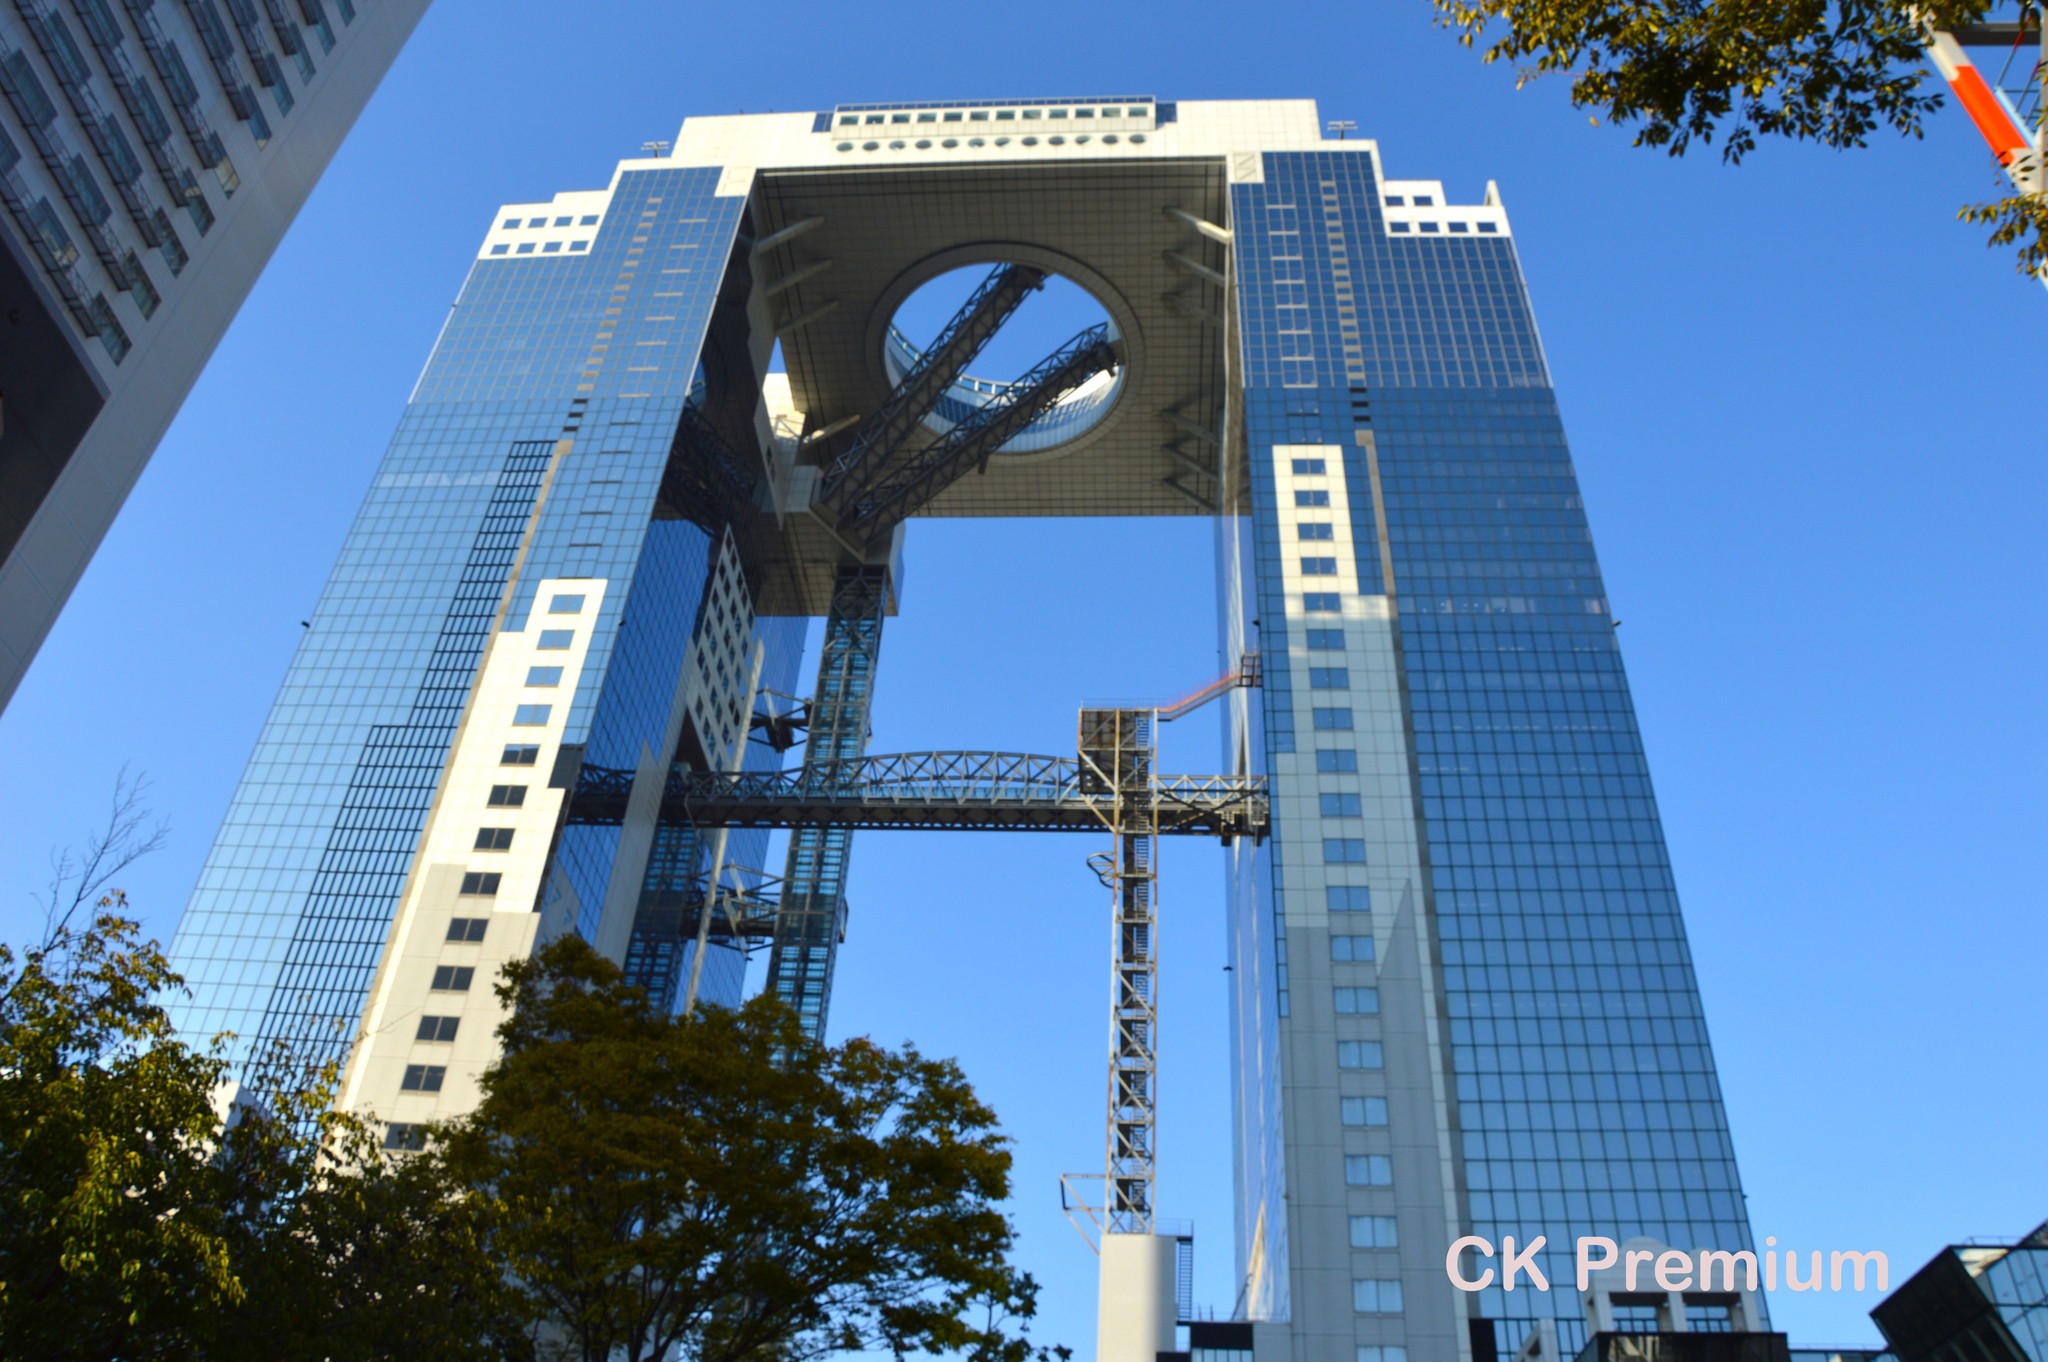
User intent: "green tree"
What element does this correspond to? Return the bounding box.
[0,899,242,1358]
[0,901,509,1362]
[1430,0,2048,272]
[433,936,1068,1362]
[1,775,506,1361]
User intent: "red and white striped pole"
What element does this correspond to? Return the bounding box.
[1925,26,2039,188]
[1922,11,2045,288]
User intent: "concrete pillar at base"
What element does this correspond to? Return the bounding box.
[1099,1233,1179,1362]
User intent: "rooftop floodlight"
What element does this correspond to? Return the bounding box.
[1327,119,1357,139]
[641,139,671,157]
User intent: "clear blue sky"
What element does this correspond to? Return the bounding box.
[2,2,2043,1354]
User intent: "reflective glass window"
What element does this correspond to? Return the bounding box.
[416,1015,459,1042]
[1352,1279,1403,1313]
[1334,986,1379,1014]
[1328,886,1372,914]
[1350,1215,1399,1248]
[1344,1154,1392,1185]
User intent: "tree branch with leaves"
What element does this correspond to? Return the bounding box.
[1430,0,2048,274]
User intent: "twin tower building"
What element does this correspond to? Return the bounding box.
[159,99,1763,1361]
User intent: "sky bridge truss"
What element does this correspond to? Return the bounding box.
[564,749,1268,841]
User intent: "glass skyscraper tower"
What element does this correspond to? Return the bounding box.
[169,98,1761,1362]
[0,0,430,708]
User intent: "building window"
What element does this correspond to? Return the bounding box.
[580,214,598,225]
[1317,749,1358,773]
[457,872,501,897]
[1299,522,1335,541]
[1337,1041,1383,1069]
[525,665,563,687]
[430,966,475,992]
[1361,1346,1410,1362]
[416,1015,460,1042]
[513,704,551,726]
[474,827,515,852]
[1334,987,1379,1015]
[487,784,526,808]
[489,244,510,255]
[1344,1154,1393,1186]
[1306,628,1344,650]
[1294,489,1331,508]
[1341,1096,1389,1127]
[1291,458,1327,474]
[1324,838,1367,863]
[1300,557,1338,577]
[1687,1304,1737,1333]
[401,1064,446,1093]
[384,1122,428,1151]
[446,917,488,943]
[1351,1215,1399,1248]
[1321,792,1362,817]
[1312,708,1354,731]
[537,629,573,649]
[1328,887,1372,915]
[1331,932,1374,960]
[1304,593,1341,612]
[1310,667,1350,689]
[1353,1279,1403,1313]
[549,593,585,614]
[502,744,540,766]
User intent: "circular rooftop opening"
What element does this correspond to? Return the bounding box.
[882,263,1124,456]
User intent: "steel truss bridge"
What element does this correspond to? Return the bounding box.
[565,750,1268,841]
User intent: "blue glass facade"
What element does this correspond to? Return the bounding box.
[1227,146,1759,1356]
[170,165,800,1077]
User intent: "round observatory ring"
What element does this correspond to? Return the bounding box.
[862,244,1145,465]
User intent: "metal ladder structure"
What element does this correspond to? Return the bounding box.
[1079,706,1164,1235]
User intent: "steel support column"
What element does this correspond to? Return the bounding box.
[1080,707,1160,1234]
[763,565,887,1039]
